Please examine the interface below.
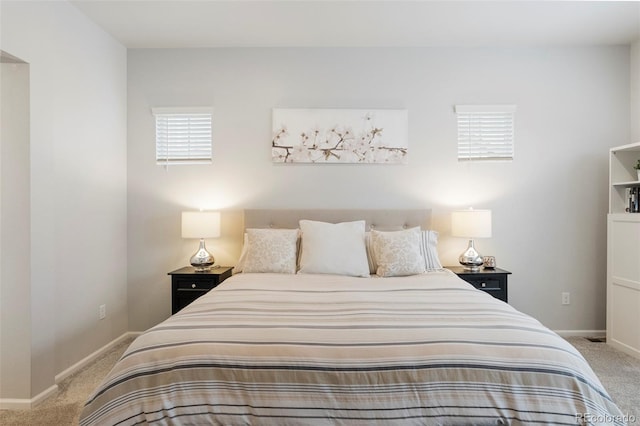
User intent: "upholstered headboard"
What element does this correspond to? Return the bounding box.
[243,209,432,231]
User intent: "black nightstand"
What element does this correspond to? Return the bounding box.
[445,266,511,303]
[168,266,233,314]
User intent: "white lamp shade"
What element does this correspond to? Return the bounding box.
[451,209,492,238]
[181,211,221,239]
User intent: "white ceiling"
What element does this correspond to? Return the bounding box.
[70,0,640,49]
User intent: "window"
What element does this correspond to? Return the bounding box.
[153,107,213,165]
[455,105,516,161]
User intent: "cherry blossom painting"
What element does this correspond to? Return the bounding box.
[272,108,408,164]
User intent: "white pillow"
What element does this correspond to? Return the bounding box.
[364,232,376,274]
[420,229,443,270]
[371,227,426,277]
[242,228,299,274]
[366,229,442,273]
[298,220,370,277]
[234,232,250,273]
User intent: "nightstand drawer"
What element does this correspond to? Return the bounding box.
[466,277,502,291]
[168,266,233,314]
[445,266,511,303]
[467,277,506,301]
[175,276,218,291]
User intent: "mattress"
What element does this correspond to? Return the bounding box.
[80,271,625,425]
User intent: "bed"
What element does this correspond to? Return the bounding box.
[80,209,625,425]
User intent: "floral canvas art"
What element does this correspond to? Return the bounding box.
[272,108,408,163]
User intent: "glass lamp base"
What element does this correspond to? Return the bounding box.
[190,239,215,271]
[458,239,483,272]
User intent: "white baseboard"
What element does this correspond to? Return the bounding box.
[553,329,606,338]
[0,331,140,411]
[608,338,640,359]
[0,384,58,411]
[55,331,140,384]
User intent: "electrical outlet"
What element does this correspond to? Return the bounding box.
[561,292,570,305]
[99,304,106,320]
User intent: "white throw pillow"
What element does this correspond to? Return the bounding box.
[420,229,443,270]
[298,220,370,277]
[366,229,441,273]
[242,228,299,274]
[371,227,426,277]
[364,232,377,274]
[234,233,250,273]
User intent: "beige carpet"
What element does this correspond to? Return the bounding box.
[566,337,640,425]
[1,337,638,425]
[0,338,133,426]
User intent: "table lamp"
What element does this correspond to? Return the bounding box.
[182,211,221,271]
[451,208,492,271]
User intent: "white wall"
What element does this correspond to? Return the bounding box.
[128,47,629,333]
[0,0,127,401]
[632,39,640,142]
[0,60,31,400]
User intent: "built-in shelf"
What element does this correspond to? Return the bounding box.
[607,142,640,360]
[612,181,640,187]
[609,142,640,214]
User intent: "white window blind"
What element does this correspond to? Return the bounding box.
[455,105,516,161]
[153,107,213,165]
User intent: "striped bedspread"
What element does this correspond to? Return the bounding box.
[80,271,625,425]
